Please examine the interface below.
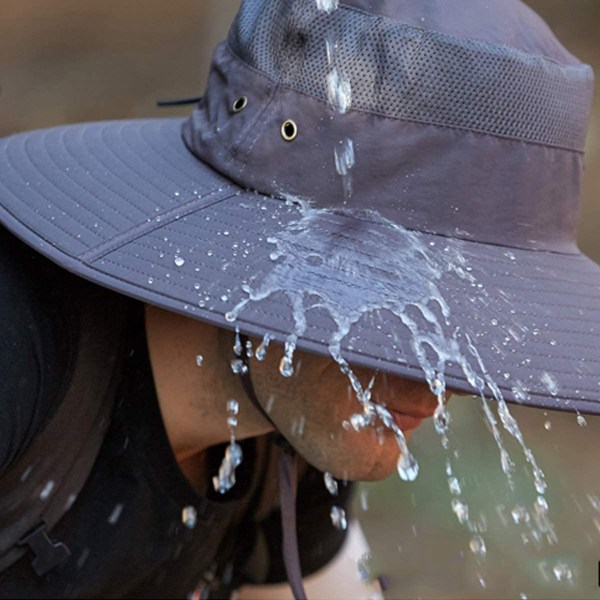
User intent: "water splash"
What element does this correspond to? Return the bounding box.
[226,200,559,562]
[319,4,355,200]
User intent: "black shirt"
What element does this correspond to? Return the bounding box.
[0,227,352,599]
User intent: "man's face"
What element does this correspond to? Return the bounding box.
[247,337,440,481]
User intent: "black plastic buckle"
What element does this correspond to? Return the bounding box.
[18,521,70,576]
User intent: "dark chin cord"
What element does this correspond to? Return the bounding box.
[239,335,307,600]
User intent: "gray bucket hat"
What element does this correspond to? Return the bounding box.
[0,0,598,413]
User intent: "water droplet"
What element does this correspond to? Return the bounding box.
[174,256,185,267]
[469,535,487,558]
[577,414,587,427]
[500,449,514,475]
[147,277,154,284]
[451,498,469,524]
[327,68,352,113]
[349,412,369,431]
[397,450,419,482]
[535,495,549,512]
[39,480,55,501]
[434,404,450,435]
[20,465,33,482]
[544,420,552,431]
[230,359,248,375]
[552,561,573,582]
[234,328,242,357]
[511,505,530,524]
[330,506,347,530]
[279,336,297,377]
[182,506,197,529]
[540,372,559,396]
[212,442,243,494]
[65,494,78,510]
[195,355,204,367]
[324,472,338,496]
[587,494,600,512]
[108,503,124,525]
[448,476,461,496]
[360,489,369,511]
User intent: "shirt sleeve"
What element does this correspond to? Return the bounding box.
[0,226,72,474]
[259,464,355,583]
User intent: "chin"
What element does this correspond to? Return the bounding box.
[314,437,403,483]
[287,421,417,483]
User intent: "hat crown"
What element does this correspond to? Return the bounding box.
[184,0,595,253]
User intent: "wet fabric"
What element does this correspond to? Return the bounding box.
[0,228,351,598]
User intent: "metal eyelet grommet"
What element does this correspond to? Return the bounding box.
[281,119,298,142]
[232,96,248,113]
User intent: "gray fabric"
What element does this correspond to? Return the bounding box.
[229,0,593,150]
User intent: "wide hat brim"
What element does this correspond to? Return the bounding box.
[1,118,599,413]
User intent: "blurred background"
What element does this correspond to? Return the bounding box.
[1,1,600,598]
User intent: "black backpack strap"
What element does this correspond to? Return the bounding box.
[239,335,307,600]
[0,286,129,575]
